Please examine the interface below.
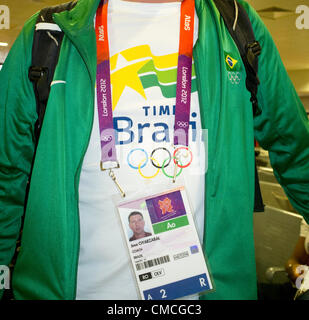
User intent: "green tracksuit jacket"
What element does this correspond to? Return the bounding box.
[0,0,309,300]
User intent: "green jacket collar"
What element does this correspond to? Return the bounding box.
[52,0,205,86]
[54,0,101,36]
[52,0,100,87]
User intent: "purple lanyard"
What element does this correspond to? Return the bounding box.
[95,0,195,170]
[96,0,118,170]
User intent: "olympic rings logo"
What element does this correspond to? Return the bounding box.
[101,134,113,142]
[176,121,189,128]
[127,147,193,180]
[228,72,241,85]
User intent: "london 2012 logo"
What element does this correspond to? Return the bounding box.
[0,5,10,30]
[158,197,174,215]
[296,5,309,29]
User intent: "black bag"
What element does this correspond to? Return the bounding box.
[213,0,264,212]
[28,1,77,142]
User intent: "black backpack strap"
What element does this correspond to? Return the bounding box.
[213,0,264,212]
[213,0,261,115]
[28,1,77,143]
[5,2,79,290]
[23,0,77,235]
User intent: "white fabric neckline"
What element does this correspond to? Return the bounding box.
[109,0,182,14]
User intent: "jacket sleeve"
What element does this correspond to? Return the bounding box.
[240,1,309,223]
[0,15,38,296]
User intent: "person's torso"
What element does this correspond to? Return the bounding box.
[76,0,206,300]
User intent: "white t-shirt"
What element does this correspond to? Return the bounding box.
[76,0,205,300]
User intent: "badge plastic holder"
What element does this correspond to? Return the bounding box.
[113,179,215,300]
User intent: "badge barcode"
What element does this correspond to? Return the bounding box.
[135,255,170,271]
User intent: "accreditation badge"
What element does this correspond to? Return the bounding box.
[114,183,214,300]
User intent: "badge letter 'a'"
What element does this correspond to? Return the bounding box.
[0,5,10,30]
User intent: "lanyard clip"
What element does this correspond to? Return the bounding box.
[109,169,126,198]
[100,161,125,198]
[100,161,120,171]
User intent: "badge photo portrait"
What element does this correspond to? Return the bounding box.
[124,210,153,242]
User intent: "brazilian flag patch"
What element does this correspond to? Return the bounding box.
[224,52,241,71]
